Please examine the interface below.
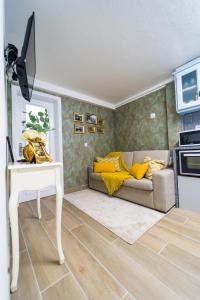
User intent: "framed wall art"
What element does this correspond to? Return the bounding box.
[74,124,85,134]
[86,113,97,124]
[97,118,104,126]
[73,112,84,123]
[88,125,96,133]
[97,126,104,134]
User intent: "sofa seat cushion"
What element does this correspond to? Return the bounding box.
[123,178,153,191]
[90,173,153,191]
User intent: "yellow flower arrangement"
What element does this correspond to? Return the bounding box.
[21,129,47,144]
[21,129,52,164]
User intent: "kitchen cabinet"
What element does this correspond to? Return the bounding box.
[174,57,200,114]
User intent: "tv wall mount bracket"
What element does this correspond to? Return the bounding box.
[4,43,19,81]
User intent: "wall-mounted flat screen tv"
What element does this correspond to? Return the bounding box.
[16,12,36,101]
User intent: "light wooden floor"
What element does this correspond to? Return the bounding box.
[11,194,200,300]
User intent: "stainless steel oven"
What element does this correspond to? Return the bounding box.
[179,129,200,147]
[179,150,200,176]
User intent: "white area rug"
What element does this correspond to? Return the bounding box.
[64,189,164,244]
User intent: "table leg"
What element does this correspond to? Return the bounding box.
[37,190,41,219]
[9,190,19,293]
[56,184,65,265]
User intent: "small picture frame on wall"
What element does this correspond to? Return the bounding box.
[74,124,85,134]
[97,126,104,134]
[73,112,84,123]
[86,113,97,124]
[88,125,96,133]
[97,118,104,126]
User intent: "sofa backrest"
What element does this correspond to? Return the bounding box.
[121,152,134,169]
[132,150,170,166]
[102,150,170,169]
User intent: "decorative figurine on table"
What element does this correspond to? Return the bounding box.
[21,109,54,164]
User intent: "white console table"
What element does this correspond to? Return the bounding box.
[8,162,65,292]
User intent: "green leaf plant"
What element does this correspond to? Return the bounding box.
[22,109,54,134]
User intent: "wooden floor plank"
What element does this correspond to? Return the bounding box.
[185,219,200,231]
[29,199,55,222]
[72,224,180,300]
[60,206,83,230]
[42,273,86,300]
[160,243,200,280]
[19,201,34,220]
[137,232,167,253]
[42,198,83,230]
[41,196,57,212]
[63,200,118,242]
[123,293,136,300]
[19,203,68,291]
[42,219,125,300]
[159,218,200,242]
[165,213,188,224]
[173,208,200,224]
[115,239,200,300]
[11,250,41,300]
[149,225,200,257]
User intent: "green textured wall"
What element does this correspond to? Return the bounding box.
[114,82,181,152]
[166,82,181,149]
[61,97,115,189]
[114,88,169,151]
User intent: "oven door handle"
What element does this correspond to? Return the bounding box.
[183,153,200,157]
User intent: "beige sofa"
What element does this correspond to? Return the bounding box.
[89,150,175,213]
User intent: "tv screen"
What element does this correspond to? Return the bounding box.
[16,12,36,101]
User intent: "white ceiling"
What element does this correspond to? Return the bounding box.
[5,0,200,108]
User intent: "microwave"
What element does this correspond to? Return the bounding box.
[179,129,200,147]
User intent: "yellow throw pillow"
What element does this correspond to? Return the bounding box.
[129,163,148,180]
[144,156,166,180]
[94,162,116,173]
[96,156,121,171]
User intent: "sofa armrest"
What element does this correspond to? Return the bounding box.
[152,168,175,212]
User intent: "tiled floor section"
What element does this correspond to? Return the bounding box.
[11,194,200,300]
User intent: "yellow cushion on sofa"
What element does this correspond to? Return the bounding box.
[144,156,166,180]
[96,156,121,171]
[94,162,116,173]
[129,163,148,180]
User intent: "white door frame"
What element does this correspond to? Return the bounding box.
[0,0,10,298]
[12,84,64,199]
